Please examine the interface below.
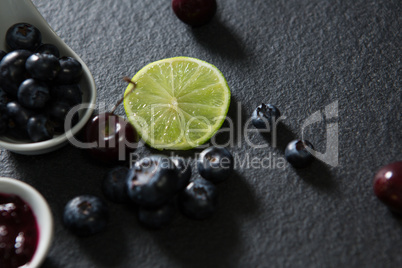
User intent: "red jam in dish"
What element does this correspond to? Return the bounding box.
[0,193,39,268]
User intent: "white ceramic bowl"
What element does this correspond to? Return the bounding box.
[0,0,96,155]
[0,177,54,268]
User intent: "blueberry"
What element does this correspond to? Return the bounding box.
[56,57,83,84]
[50,84,82,106]
[63,195,108,236]
[138,200,176,229]
[47,101,79,133]
[102,166,130,203]
[171,157,192,190]
[285,139,315,168]
[18,79,50,109]
[0,88,11,110]
[6,102,33,129]
[25,53,60,81]
[0,111,8,135]
[0,50,6,61]
[126,155,178,208]
[35,43,60,57]
[197,147,233,183]
[27,115,54,142]
[251,103,281,129]
[46,101,76,133]
[179,178,218,220]
[6,124,30,140]
[47,101,72,122]
[6,23,42,51]
[0,50,31,96]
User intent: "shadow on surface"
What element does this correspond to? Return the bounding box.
[190,17,246,61]
[41,257,62,268]
[390,210,402,224]
[150,171,258,268]
[295,159,337,192]
[261,123,297,153]
[76,209,130,267]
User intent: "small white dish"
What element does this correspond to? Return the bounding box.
[0,177,54,268]
[0,0,96,155]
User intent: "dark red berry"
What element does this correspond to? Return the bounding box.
[0,194,39,268]
[172,0,217,27]
[373,161,402,214]
[84,113,138,163]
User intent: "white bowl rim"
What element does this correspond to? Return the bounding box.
[0,177,54,268]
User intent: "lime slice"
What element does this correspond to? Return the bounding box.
[123,57,231,150]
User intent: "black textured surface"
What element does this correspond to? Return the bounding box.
[1,0,401,267]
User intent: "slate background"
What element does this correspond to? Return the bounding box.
[0,0,401,267]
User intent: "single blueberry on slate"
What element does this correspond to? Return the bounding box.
[251,103,281,130]
[197,147,233,183]
[179,178,218,220]
[285,139,315,168]
[63,195,108,236]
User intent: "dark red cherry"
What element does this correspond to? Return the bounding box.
[172,0,217,27]
[84,113,137,163]
[373,161,402,214]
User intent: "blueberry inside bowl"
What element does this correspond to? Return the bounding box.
[0,1,96,155]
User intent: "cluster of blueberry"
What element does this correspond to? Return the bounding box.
[63,147,233,235]
[0,23,83,142]
[251,103,315,168]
